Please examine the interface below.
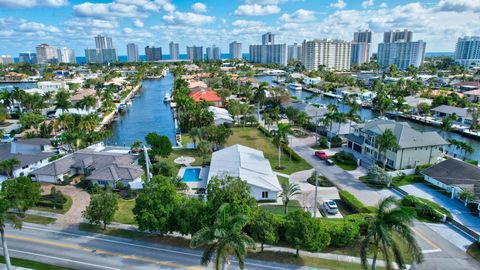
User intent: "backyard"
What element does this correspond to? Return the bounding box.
[225,127,312,174]
[114,198,136,224]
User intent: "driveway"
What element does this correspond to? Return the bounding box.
[291,136,398,207]
[401,183,480,235]
[41,184,90,228]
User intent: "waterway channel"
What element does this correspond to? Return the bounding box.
[256,75,480,161]
[106,73,176,146]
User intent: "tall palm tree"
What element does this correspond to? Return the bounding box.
[280,182,301,214]
[376,129,399,169]
[191,203,255,270]
[189,128,201,148]
[273,123,290,168]
[360,196,424,270]
[76,95,97,111]
[54,89,72,113]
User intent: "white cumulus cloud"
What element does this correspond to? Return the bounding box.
[191,2,207,13]
[438,0,480,12]
[232,19,264,28]
[0,0,68,8]
[330,0,346,9]
[163,11,215,25]
[234,4,280,16]
[280,9,316,22]
[362,0,374,8]
[133,19,144,28]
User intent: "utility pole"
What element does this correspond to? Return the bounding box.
[313,170,318,218]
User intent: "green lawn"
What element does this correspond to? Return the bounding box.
[0,256,72,270]
[159,148,204,177]
[260,200,302,215]
[225,127,312,174]
[467,242,480,262]
[249,250,386,270]
[358,176,385,190]
[32,195,73,214]
[417,197,452,219]
[391,175,424,187]
[277,176,289,187]
[24,215,56,225]
[114,198,136,224]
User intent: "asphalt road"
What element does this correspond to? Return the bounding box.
[2,224,309,270]
[291,137,480,270]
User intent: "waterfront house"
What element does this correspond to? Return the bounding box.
[37,81,69,94]
[404,96,433,114]
[4,72,28,81]
[345,119,448,170]
[0,139,55,178]
[31,149,143,187]
[335,86,362,98]
[464,89,480,103]
[286,102,328,124]
[189,88,222,107]
[208,106,234,125]
[421,158,480,200]
[187,80,208,89]
[431,105,472,127]
[303,77,321,85]
[207,144,282,201]
[453,81,480,92]
[70,88,99,107]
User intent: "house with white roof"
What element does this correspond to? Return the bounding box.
[208,106,233,125]
[207,144,282,201]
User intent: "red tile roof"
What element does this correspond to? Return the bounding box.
[189,89,222,103]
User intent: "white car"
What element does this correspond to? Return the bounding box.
[323,200,339,215]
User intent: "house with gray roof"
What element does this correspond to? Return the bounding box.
[346,119,449,170]
[422,158,480,200]
[31,149,143,188]
[0,139,55,178]
[432,105,472,126]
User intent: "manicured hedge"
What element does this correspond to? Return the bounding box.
[333,151,357,166]
[280,143,302,162]
[322,215,366,247]
[400,195,447,222]
[257,125,273,137]
[339,190,375,214]
[36,200,65,209]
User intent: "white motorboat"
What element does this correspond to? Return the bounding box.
[164,93,171,102]
[288,83,302,91]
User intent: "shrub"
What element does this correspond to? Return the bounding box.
[115,181,125,190]
[319,136,328,148]
[323,219,362,247]
[467,202,479,216]
[330,136,343,148]
[466,160,478,166]
[367,165,390,187]
[415,163,432,174]
[61,175,72,186]
[333,151,357,166]
[258,125,272,137]
[400,195,445,222]
[280,143,302,162]
[339,190,374,213]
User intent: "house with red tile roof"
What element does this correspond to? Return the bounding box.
[189,88,222,107]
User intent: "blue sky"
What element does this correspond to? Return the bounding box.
[0,0,479,56]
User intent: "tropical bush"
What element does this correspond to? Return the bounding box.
[367,165,390,187]
[339,190,375,213]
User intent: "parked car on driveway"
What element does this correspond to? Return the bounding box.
[323,200,338,215]
[315,151,328,160]
[1,135,16,143]
[325,159,335,166]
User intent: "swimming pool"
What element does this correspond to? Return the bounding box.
[182,168,202,182]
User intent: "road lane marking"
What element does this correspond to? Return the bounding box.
[421,249,442,254]
[6,249,120,270]
[411,227,441,250]
[6,234,203,270]
[21,225,292,270]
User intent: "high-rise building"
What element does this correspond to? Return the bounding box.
[95,35,113,50]
[377,30,426,70]
[287,43,302,62]
[100,48,118,63]
[169,42,179,60]
[127,43,139,62]
[0,55,14,65]
[19,52,37,64]
[351,30,372,65]
[57,47,76,64]
[262,32,275,45]
[206,45,221,61]
[249,33,287,66]
[85,49,100,64]
[35,44,57,64]
[454,36,480,68]
[229,41,242,59]
[383,29,412,43]
[145,46,162,61]
[301,39,351,71]
[187,46,203,61]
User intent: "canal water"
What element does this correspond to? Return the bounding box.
[106,73,176,146]
[0,82,36,89]
[256,75,480,161]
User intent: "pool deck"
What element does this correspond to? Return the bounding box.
[178,166,209,192]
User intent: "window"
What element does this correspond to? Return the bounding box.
[98,180,106,186]
[262,191,269,199]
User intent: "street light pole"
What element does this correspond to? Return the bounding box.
[143,145,152,181]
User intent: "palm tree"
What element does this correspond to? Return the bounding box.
[191,203,255,270]
[376,129,399,169]
[76,95,97,111]
[360,196,423,270]
[280,182,301,214]
[130,140,142,153]
[189,128,201,148]
[54,89,72,113]
[0,158,20,178]
[0,193,21,270]
[273,123,290,168]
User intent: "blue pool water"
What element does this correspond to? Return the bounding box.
[182,168,202,182]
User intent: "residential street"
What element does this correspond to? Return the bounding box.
[290,135,480,270]
[2,224,307,270]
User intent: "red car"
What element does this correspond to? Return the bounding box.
[315,151,328,160]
